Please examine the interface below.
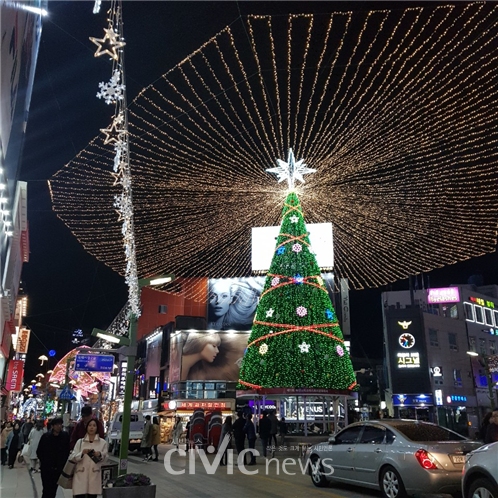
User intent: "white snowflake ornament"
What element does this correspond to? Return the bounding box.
[299,342,310,353]
[289,215,299,223]
[259,343,268,355]
[97,70,125,105]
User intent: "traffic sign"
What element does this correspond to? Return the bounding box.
[75,354,114,372]
[59,386,75,400]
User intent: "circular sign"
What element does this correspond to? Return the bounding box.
[49,350,56,357]
[399,333,415,349]
[168,400,177,410]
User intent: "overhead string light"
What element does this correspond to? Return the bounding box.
[50,4,498,300]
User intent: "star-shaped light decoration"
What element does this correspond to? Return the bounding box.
[266,148,316,190]
[289,215,299,223]
[89,26,126,60]
[299,342,310,353]
[266,308,275,318]
[100,116,127,145]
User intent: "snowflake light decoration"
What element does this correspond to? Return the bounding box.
[271,277,280,287]
[336,345,344,357]
[292,243,302,253]
[325,309,334,320]
[296,306,307,317]
[97,70,125,105]
[259,343,268,355]
[276,247,285,255]
[299,342,310,353]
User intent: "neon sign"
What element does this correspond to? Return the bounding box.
[427,287,460,304]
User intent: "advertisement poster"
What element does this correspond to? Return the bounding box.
[6,359,24,392]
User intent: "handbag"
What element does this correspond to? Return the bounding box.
[17,451,24,464]
[21,442,30,462]
[57,439,80,490]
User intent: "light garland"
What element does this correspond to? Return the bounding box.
[49,5,498,299]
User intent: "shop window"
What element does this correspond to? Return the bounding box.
[450,305,458,319]
[429,328,439,347]
[448,333,458,352]
[464,302,474,322]
[485,308,494,327]
[469,336,477,353]
[474,305,484,324]
[453,369,462,387]
[490,341,496,355]
[479,338,487,355]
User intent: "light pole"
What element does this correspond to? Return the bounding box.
[116,274,174,476]
[467,351,497,410]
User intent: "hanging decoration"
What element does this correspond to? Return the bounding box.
[89,2,140,316]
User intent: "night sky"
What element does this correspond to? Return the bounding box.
[19,1,498,382]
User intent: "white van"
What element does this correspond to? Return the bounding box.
[107,411,145,455]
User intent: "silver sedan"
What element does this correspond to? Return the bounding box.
[303,419,482,498]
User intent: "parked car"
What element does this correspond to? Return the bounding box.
[107,411,145,455]
[462,441,498,498]
[303,419,482,498]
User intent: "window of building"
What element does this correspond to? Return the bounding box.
[469,336,477,353]
[485,308,494,327]
[474,305,484,324]
[450,305,459,319]
[490,341,496,355]
[448,333,458,352]
[453,369,462,387]
[434,378,443,386]
[429,328,439,347]
[494,310,498,327]
[479,338,487,355]
[158,305,168,314]
[464,302,475,322]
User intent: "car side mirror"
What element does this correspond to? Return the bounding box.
[328,436,336,445]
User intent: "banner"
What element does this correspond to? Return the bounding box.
[15,328,30,354]
[6,359,24,392]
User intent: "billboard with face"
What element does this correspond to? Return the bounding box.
[169,331,250,382]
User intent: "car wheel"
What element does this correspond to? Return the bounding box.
[380,466,407,498]
[310,455,329,488]
[468,478,498,498]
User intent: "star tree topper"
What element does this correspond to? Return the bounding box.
[266,148,316,190]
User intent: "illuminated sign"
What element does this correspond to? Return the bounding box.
[15,328,30,354]
[435,390,443,405]
[469,296,495,309]
[397,352,420,368]
[427,287,460,304]
[252,223,333,272]
[6,360,24,392]
[118,361,127,396]
[397,321,412,330]
[392,394,433,406]
[431,366,443,377]
[446,395,467,404]
[399,333,415,348]
[173,401,229,410]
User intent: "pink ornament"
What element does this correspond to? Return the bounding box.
[271,277,280,287]
[336,345,344,357]
[296,306,307,317]
[292,243,302,253]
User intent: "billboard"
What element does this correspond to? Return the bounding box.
[251,223,334,272]
[169,330,250,382]
[207,275,336,331]
[427,287,460,304]
[385,308,431,394]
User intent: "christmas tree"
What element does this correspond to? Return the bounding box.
[238,161,357,390]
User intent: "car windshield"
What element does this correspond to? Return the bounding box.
[394,423,466,441]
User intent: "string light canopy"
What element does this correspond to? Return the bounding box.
[50,4,498,296]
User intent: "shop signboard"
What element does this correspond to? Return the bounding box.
[392,394,433,406]
[427,287,460,304]
[15,328,30,354]
[5,359,24,392]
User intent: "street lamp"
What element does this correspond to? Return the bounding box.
[467,351,497,410]
[117,273,174,476]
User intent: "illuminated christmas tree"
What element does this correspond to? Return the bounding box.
[238,150,357,391]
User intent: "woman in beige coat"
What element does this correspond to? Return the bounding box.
[70,419,108,497]
[151,417,161,461]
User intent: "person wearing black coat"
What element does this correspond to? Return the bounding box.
[479,412,493,441]
[37,418,70,498]
[258,411,272,457]
[243,413,257,465]
[484,411,498,444]
[232,412,246,461]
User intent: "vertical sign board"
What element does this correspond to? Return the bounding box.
[15,328,30,354]
[340,278,351,339]
[385,308,432,394]
[6,359,24,392]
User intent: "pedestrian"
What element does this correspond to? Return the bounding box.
[28,419,46,472]
[484,410,498,444]
[70,419,107,498]
[1,421,13,466]
[141,415,153,461]
[21,416,34,444]
[69,406,105,450]
[219,416,233,466]
[37,417,70,498]
[6,421,23,468]
[269,411,278,449]
[243,413,257,465]
[151,416,161,461]
[278,416,288,445]
[185,417,191,452]
[172,416,183,449]
[479,412,493,441]
[232,411,246,462]
[258,410,272,457]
